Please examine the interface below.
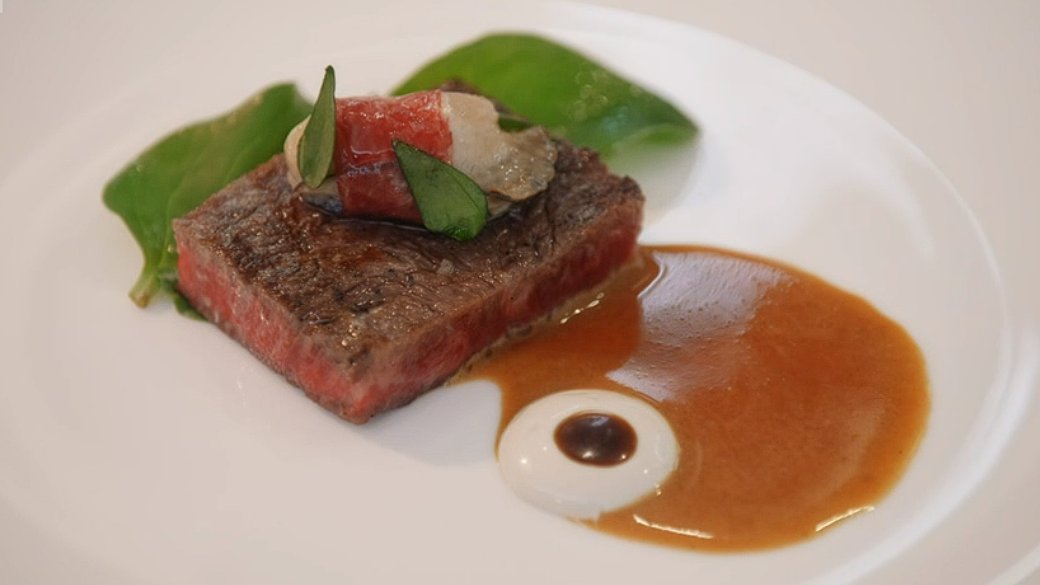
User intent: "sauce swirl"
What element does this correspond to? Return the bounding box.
[467,245,929,551]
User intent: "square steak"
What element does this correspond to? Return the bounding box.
[173,141,644,423]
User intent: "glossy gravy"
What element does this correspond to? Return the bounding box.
[467,245,929,551]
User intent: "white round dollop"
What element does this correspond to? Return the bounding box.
[497,389,679,520]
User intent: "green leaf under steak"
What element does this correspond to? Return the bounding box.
[393,140,488,241]
[299,66,337,188]
[102,83,311,311]
[393,33,697,154]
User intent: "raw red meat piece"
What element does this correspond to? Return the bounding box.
[333,91,451,222]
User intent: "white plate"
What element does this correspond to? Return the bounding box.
[1,1,1037,583]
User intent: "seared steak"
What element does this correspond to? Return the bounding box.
[173,141,643,423]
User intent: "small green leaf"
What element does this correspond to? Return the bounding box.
[102,83,312,311]
[393,140,488,241]
[299,65,337,188]
[394,33,697,155]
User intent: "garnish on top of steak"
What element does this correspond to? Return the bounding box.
[283,88,558,226]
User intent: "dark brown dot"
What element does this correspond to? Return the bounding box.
[554,412,637,467]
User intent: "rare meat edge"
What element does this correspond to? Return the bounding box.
[173,156,642,424]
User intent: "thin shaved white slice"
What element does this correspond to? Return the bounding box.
[283,117,309,188]
[443,92,557,204]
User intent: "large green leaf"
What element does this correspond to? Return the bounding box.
[393,33,697,154]
[102,84,311,311]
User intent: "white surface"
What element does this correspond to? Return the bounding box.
[0,1,1037,584]
[497,389,679,520]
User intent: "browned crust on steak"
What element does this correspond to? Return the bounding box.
[173,141,643,422]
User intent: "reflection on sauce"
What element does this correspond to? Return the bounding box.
[466,246,929,551]
[554,412,638,467]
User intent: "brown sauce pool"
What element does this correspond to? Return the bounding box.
[464,245,929,552]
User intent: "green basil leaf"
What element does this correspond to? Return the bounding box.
[102,83,311,311]
[299,66,337,188]
[393,33,697,154]
[393,140,488,241]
